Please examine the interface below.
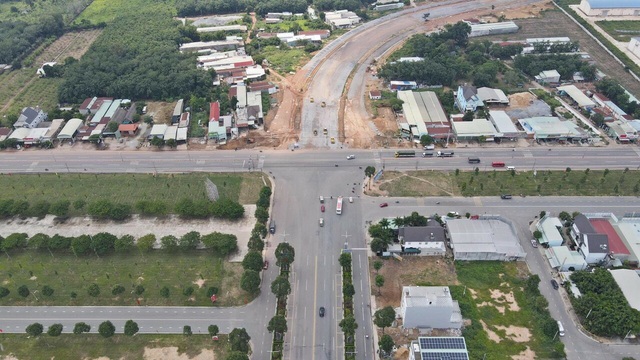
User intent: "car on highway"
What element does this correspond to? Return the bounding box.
[501,194,512,199]
[319,196,324,203]
[447,211,460,218]
[331,137,335,144]
[347,155,355,160]
[319,307,325,317]
[531,239,538,248]
[551,279,559,290]
[310,97,314,103]
[323,128,328,135]
[379,202,388,208]
[263,260,269,270]
[321,101,326,107]
[348,197,353,203]
[319,218,324,227]
[321,205,325,212]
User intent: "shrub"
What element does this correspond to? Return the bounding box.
[73,199,86,210]
[26,323,44,337]
[124,320,139,336]
[183,325,192,336]
[134,285,145,295]
[73,322,91,334]
[137,234,156,252]
[183,286,194,296]
[112,285,125,295]
[47,323,63,336]
[0,286,10,298]
[208,324,219,336]
[98,321,115,338]
[87,283,100,297]
[29,200,51,218]
[160,286,170,298]
[17,285,30,297]
[50,200,71,217]
[42,285,54,297]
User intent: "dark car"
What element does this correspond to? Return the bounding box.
[379,203,389,208]
[319,307,325,317]
[551,279,559,290]
[321,205,325,212]
[263,260,269,270]
[501,194,513,199]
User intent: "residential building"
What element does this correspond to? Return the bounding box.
[572,214,610,264]
[324,10,361,29]
[592,93,628,120]
[477,87,509,105]
[209,115,232,143]
[469,21,518,37]
[489,110,519,139]
[397,223,446,256]
[57,118,84,141]
[518,116,588,141]
[609,269,640,311]
[14,107,47,128]
[41,119,65,142]
[196,25,247,33]
[299,30,330,39]
[446,217,526,261]
[389,81,417,91]
[118,123,139,136]
[607,120,638,142]
[397,90,450,142]
[455,85,483,111]
[149,124,168,140]
[0,127,12,142]
[400,286,462,329]
[7,128,31,142]
[544,246,588,271]
[172,99,184,124]
[535,70,561,84]
[536,216,564,247]
[589,217,631,261]
[179,112,190,128]
[451,118,499,141]
[88,99,113,126]
[179,39,243,53]
[79,97,113,115]
[409,337,469,360]
[557,85,596,109]
[22,127,48,145]
[369,90,382,100]
[578,0,640,17]
[248,81,278,94]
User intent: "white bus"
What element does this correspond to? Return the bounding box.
[336,196,343,215]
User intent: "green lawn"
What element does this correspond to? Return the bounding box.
[74,0,176,25]
[261,45,310,73]
[596,20,640,41]
[452,262,565,359]
[378,169,640,197]
[0,251,250,307]
[0,172,265,212]
[0,333,230,360]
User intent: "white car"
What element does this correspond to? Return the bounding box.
[531,239,539,248]
[347,155,355,160]
[447,211,460,218]
[348,197,353,203]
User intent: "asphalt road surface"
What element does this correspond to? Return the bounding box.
[2,147,640,360]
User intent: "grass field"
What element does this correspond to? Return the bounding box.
[261,46,310,73]
[377,169,640,197]
[0,172,265,211]
[596,20,640,42]
[0,333,229,360]
[4,77,63,115]
[0,251,249,307]
[452,262,565,359]
[74,0,176,24]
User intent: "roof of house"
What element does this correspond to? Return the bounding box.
[460,85,477,101]
[398,226,446,243]
[58,118,84,138]
[447,218,525,257]
[0,127,12,136]
[402,286,455,308]
[539,70,561,78]
[451,118,499,137]
[118,123,139,132]
[150,124,168,136]
[477,87,509,103]
[489,110,519,134]
[574,214,596,233]
[585,233,609,253]
[557,85,596,107]
[609,269,640,311]
[18,107,42,125]
[369,90,382,97]
[590,218,630,255]
[299,30,330,36]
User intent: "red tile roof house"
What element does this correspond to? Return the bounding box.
[118,123,139,136]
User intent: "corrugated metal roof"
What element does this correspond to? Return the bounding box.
[609,269,640,311]
[586,0,640,9]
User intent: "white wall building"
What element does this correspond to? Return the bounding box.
[579,0,640,17]
[400,286,462,329]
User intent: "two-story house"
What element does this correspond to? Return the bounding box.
[397,222,446,256]
[13,107,47,129]
[455,85,483,112]
[572,214,610,264]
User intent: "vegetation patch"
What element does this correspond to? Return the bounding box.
[259,45,310,74]
[596,20,640,42]
[0,172,263,213]
[378,169,640,197]
[0,333,230,360]
[0,247,249,306]
[569,268,640,337]
[452,262,565,359]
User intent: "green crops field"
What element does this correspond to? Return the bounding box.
[0,251,249,307]
[0,172,265,212]
[0,333,230,360]
[74,0,176,25]
[596,20,640,41]
[377,169,640,197]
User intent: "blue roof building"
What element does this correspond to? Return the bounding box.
[579,0,640,16]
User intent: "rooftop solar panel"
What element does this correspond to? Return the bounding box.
[422,352,469,360]
[420,337,466,350]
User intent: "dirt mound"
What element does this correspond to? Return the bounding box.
[508,92,536,108]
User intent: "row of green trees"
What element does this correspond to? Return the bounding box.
[339,252,357,359]
[571,268,640,337]
[0,231,237,257]
[0,197,244,221]
[513,53,596,83]
[269,241,295,359]
[239,186,272,294]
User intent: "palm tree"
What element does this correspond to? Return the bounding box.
[393,217,404,228]
[379,218,390,229]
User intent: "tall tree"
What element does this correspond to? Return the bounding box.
[26,323,44,337]
[339,315,358,334]
[374,306,396,333]
[124,320,139,336]
[270,275,291,298]
[99,321,115,338]
[241,270,261,294]
[275,242,295,267]
[375,274,385,295]
[229,328,251,353]
[267,315,288,334]
[364,166,376,189]
[379,334,395,355]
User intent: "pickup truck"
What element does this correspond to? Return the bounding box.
[437,151,454,157]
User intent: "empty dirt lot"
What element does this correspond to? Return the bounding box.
[481,9,640,96]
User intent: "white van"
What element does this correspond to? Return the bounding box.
[557,321,565,336]
[507,166,516,170]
